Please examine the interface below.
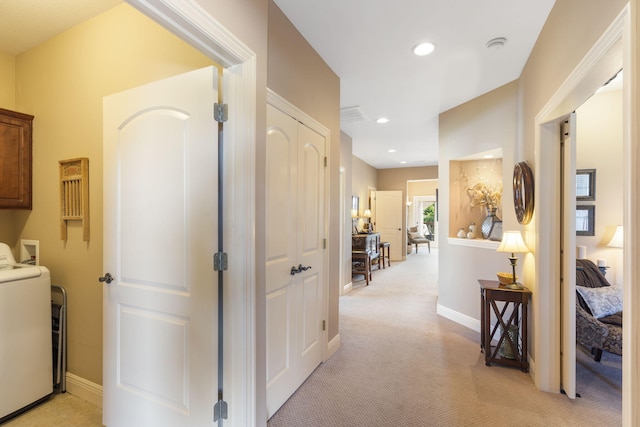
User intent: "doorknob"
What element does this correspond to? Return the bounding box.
[290,264,312,275]
[99,272,114,284]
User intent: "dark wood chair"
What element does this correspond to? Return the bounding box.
[352,250,372,285]
[379,242,390,269]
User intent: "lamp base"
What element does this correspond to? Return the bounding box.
[504,282,524,290]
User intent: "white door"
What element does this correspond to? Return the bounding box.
[266,104,325,417]
[375,191,403,260]
[561,114,577,398]
[103,67,218,426]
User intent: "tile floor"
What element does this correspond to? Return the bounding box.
[2,392,102,427]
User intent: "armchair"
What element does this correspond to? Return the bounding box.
[575,259,623,361]
[407,225,431,254]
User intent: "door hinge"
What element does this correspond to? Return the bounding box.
[214,103,228,123]
[324,156,327,167]
[322,320,326,331]
[323,238,327,249]
[214,252,228,271]
[213,400,228,422]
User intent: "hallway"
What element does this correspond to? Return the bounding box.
[268,248,621,426]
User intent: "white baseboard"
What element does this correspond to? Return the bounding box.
[438,304,536,377]
[65,372,102,408]
[528,353,536,382]
[436,303,480,333]
[326,333,340,359]
[343,281,353,294]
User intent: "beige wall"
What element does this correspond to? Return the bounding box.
[351,155,377,233]
[0,51,15,107]
[576,88,624,285]
[352,155,377,212]
[5,3,215,385]
[0,51,16,243]
[407,180,438,201]
[341,132,353,290]
[518,0,627,370]
[406,180,438,235]
[267,1,341,340]
[438,81,518,320]
[377,166,438,252]
[438,0,629,391]
[519,0,628,161]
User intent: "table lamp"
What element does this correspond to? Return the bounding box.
[607,225,623,248]
[497,231,529,289]
[363,209,372,231]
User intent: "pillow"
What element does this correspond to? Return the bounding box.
[409,231,424,240]
[576,285,623,319]
[408,226,418,233]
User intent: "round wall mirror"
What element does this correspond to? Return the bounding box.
[513,162,534,224]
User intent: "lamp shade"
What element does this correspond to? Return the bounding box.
[363,209,372,218]
[607,225,623,248]
[351,209,358,218]
[497,231,529,254]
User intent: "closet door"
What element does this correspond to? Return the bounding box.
[265,104,325,417]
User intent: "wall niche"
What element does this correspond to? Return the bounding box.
[449,151,503,240]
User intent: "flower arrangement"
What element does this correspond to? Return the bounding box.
[466,181,502,209]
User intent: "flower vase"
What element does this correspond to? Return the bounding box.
[481,206,502,240]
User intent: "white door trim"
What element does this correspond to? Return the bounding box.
[126,1,257,425]
[267,88,331,362]
[534,4,636,425]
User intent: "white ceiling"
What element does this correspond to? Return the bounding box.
[273,0,556,169]
[1,0,557,170]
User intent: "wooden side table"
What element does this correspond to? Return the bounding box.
[478,279,531,372]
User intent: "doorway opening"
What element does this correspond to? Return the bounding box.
[533,6,633,423]
[570,69,623,403]
[407,180,439,249]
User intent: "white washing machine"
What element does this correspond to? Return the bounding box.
[0,242,53,421]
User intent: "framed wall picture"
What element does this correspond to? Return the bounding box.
[352,196,359,215]
[576,169,596,201]
[576,205,595,236]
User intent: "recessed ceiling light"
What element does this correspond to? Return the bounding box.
[413,42,435,56]
[483,155,494,159]
[486,37,507,49]
[388,149,397,153]
[376,117,390,124]
[400,161,408,164]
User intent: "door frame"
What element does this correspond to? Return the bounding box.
[126,0,257,424]
[534,4,637,425]
[267,88,331,362]
[412,195,437,247]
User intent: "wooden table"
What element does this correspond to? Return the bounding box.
[478,279,531,372]
[352,233,380,269]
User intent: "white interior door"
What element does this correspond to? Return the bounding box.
[375,191,403,260]
[561,114,577,398]
[103,67,218,426]
[266,104,325,418]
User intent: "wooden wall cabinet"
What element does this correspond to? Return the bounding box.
[0,108,34,209]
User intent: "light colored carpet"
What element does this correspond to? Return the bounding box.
[268,248,622,426]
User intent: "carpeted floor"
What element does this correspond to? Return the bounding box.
[268,248,622,426]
